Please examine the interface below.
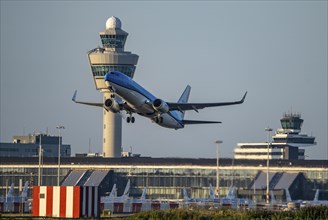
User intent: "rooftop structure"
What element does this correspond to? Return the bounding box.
[0,133,70,158]
[234,112,316,160]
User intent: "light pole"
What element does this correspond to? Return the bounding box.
[215,140,223,198]
[265,127,272,204]
[38,134,42,186]
[56,125,65,186]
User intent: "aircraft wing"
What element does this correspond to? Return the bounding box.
[168,92,247,112]
[72,90,103,107]
[72,90,135,114]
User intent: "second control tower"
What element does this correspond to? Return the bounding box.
[78,17,138,157]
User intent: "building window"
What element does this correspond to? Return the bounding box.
[91,65,136,78]
[100,34,126,48]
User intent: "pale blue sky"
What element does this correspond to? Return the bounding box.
[1,1,327,159]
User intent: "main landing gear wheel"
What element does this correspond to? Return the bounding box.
[127,116,135,123]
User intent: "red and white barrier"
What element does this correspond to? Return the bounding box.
[32,186,81,218]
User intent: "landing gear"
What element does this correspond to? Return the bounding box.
[155,117,163,123]
[110,93,115,98]
[127,113,135,123]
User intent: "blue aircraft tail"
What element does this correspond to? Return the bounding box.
[176,85,191,120]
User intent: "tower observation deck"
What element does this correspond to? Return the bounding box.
[87,16,139,157]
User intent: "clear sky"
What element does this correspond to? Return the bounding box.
[1,1,327,159]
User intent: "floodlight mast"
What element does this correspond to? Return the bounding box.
[265,127,272,204]
[56,125,65,186]
[215,140,223,198]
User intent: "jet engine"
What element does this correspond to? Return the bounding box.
[152,99,169,113]
[104,98,121,113]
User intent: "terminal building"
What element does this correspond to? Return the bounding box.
[0,133,70,158]
[0,157,327,202]
[234,113,316,160]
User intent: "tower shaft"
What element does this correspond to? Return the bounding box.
[102,92,122,157]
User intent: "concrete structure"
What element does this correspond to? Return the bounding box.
[234,113,316,160]
[86,16,138,158]
[0,133,70,157]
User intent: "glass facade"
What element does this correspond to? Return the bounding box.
[1,164,326,200]
[91,65,136,78]
[0,167,70,198]
[100,35,126,49]
[281,118,303,130]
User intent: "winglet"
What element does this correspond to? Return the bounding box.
[240,91,247,103]
[72,90,77,102]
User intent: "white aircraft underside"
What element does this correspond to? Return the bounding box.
[108,82,184,129]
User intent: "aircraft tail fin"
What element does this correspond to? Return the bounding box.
[122,180,130,198]
[7,183,14,198]
[226,185,236,199]
[209,184,215,199]
[21,181,29,198]
[140,187,147,201]
[313,189,319,202]
[270,191,276,204]
[109,184,117,198]
[183,187,189,201]
[176,85,191,120]
[285,188,292,202]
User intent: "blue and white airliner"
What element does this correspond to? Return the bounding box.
[73,71,247,129]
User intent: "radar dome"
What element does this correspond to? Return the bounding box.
[106,16,122,29]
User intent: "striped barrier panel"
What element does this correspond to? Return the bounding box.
[32,186,100,218]
[32,186,80,218]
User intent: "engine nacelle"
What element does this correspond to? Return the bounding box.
[152,99,169,113]
[104,98,121,113]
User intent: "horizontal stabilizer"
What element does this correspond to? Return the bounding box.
[182,120,221,125]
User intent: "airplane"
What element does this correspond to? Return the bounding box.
[101,182,152,212]
[0,181,29,212]
[285,188,328,207]
[0,183,14,203]
[183,185,214,203]
[213,185,253,208]
[300,189,328,207]
[183,184,253,208]
[101,180,130,203]
[183,184,236,203]
[73,71,247,129]
[108,184,117,199]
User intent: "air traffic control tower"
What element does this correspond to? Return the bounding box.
[87,16,139,157]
